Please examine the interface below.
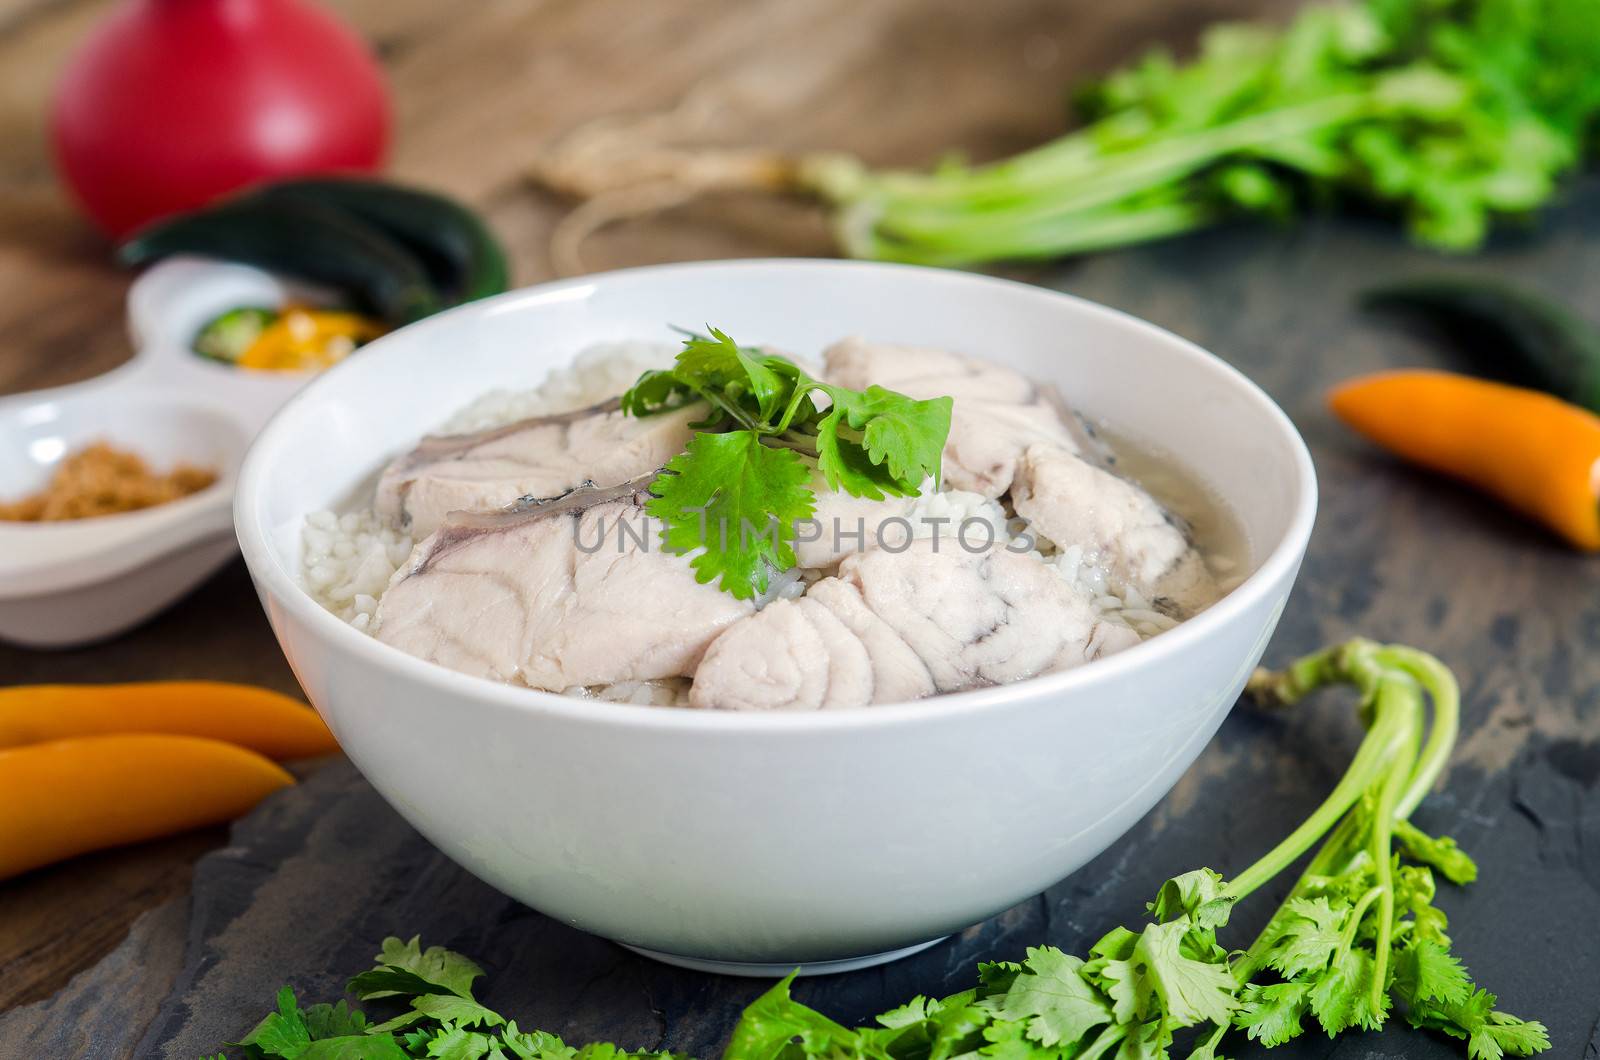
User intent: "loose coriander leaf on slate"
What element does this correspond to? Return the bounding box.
[1472,1014,1552,1059]
[500,1024,578,1060]
[1309,947,1387,1035]
[875,997,938,1029]
[1395,940,1474,1006]
[723,974,858,1060]
[1396,822,1479,884]
[973,1018,1042,1060]
[977,961,1025,998]
[413,994,508,1030]
[1101,921,1237,1028]
[1264,897,1345,979]
[1148,869,1234,929]
[1117,1018,1174,1060]
[424,1025,496,1060]
[302,1001,370,1040]
[988,947,1112,1048]
[648,431,815,599]
[296,1036,413,1060]
[235,986,313,1057]
[1235,982,1312,1047]
[348,936,484,1000]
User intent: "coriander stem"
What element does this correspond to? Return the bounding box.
[1073,1022,1129,1060]
[855,199,1213,266]
[1223,646,1411,902]
[860,93,1373,212]
[1378,647,1460,819]
[1366,680,1422,1011]
[1338,885,1387,955]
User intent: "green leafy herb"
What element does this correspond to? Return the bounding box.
[209,642,1550,1060]
[536,0,1600,269]
[623,328,952,599]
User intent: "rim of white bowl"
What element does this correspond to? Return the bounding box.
[236,259,1318,734]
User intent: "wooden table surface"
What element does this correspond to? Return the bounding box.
[2,0,1598,1057]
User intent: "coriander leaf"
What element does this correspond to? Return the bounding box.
[1409,988,1547,1058]
[675,328,786,421]
[1474,1013,1551,1059]
[990,947,1112,1048]
[1411,986,1494,1037]
[365,1010,427,1036]
[236,986,312,1058]
[1264,897,1345,979]
[426,1026,496,1060]
[813,410,900,500]
[348,937,484,1001]
[1089,927,1138,962]
[414,995,508,1030]
[297,1036,413,1060]
[1097,957,1141,1026]
[1309,947,1386,1035]
[1234,982,1311,1047]
[977,961,1025,999]
[875,996,937,1029]
[499,1024,577,1060]
[1396,822,1479,885]
[1101,921,1237,1029]
[1148,870,1234,930]
[822,386,951,490]
[1394,940,1473,1006]
[975,1019,1046,1060]
[619,369,699,417]
[922,996,990,1060]
[302,1001,369,1040]
[648,431,815,599]
[1115,1019,1173,1060]
[722,974,858,1060]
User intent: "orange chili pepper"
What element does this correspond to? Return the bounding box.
[1329,369,1600,551]
[0,735,293,879]
[0,681,338,759]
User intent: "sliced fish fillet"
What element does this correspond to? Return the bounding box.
[375,399,702,537]
[689,539,1137,711]
[373,478,752,690]
[823,338,1085,498]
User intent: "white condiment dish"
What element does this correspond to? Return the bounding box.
[0,258,324,647]
[235,260,1317,975]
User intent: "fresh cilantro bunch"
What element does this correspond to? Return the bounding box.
[718,642,1548,1060]
[791,0,1600,265]
[208,936,686,1060]
[623,328,952,599]
[210,642,1550,1060]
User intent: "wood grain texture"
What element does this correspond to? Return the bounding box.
[2,0,1598,1055]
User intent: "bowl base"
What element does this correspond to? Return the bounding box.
[619,936,948,977]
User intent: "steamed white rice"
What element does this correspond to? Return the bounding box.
[300,342,1194,645]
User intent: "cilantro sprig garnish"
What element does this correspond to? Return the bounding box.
[211,642,1550,1060]
[624,328,953,599]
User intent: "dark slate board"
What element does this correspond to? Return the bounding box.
[7,191,1600,1060]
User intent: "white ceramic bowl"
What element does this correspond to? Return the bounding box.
[0,259,324,647]
[235,260,1316,975]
